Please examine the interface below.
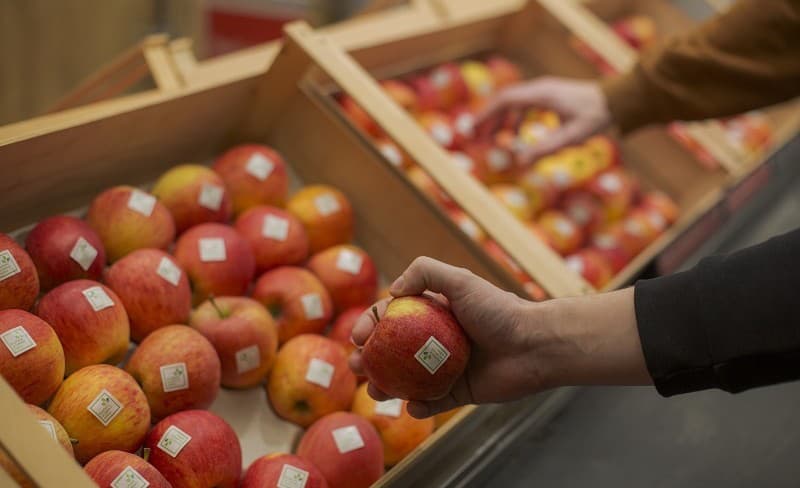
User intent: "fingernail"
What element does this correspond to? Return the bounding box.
[390,275,405,294]
[406,402,429,419]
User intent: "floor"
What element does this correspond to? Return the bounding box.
[479,138,800,487]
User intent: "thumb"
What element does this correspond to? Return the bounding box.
[390,256,472,300]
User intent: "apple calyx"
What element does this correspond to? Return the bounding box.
[142,447,151,462]
[208,295,229,319]
[70,438,79,445]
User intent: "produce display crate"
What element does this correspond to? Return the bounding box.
[287,0,732,293]
[0,11,553,485]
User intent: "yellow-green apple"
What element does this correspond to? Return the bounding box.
[267,334,356,427]
[486,56,522,88]
[144,409,241,488]
[48,364,150,464]
[35,280,130,375]
[408,75,441,111]
[296,411,384,488]
[586,169,640,223]
[381,79,418,112]
[405,166,453,208]
[151,164,233,234]
[351,383,434,466]
[339,93,381,137]
[25,216,106,291]
[191,297,278,389]
[490,184,534,221]
[361,295,470,401]
[535,210,584,256]
[212,144,289,216]
[252,266,333,344]
[287,185,354,255]
[104,248,192,342]
[561,192,606,234]
[433,407,462,429]
[583,135,620,170]
[242,453,329,488]
[235,206,309,274]
[518,167,560,213]
[84,450,171,488]
[641,190,679,225]
[0,309,64,405]
[173,223,256,305]
[328,306,368,357]
[0,234,39,311]
[427,62,469,109]
[0,404,74,488]
[416,111,458,150]
[375,137,412,170]
[459,61,494,98]
[307,244,378,313]
[565,249,614,289]
[589,228,633,273]
[125,325,220,421]
[445,207,487,244]
[86,186,176,262]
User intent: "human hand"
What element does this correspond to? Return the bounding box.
[476,76,612,165]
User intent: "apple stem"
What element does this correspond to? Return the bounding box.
[142,447,151,462]
[70,438,79,445]
[209,295,225,319]
[371,305,380,325]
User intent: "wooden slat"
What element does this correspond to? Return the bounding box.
[142,38,182,91]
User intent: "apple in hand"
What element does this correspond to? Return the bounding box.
[351,383,434,466]
[151,164,233,234]
[307,244,378,313]
[125,325,221,421]
[296,411,384,488]
[242,453,329,488]
[84,450,171,488]
[287,185,354,255]
[252,266,333,344]
[173,223,256,305]
[235,206,309,274]
[191,297,278,389]
[86,186,175,262]
[362,295,470,401]
[104,248,192,342]
[212,144,289,215]
[145,410,241,488]
[25,216,106,291]
[36,280,130,375]
[48,364,151,464]
[267,334,356,427]
[0,309,64,405]
[0,233,39,311]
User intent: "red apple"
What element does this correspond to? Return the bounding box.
[408,75,441,111]
[151,164,233,234]
[191,296,278,389]
[589,228,633,273]
[252,266,334,344]
[405,165,453,208]
[467,143,516,185]
[519,169,560,214]
[328,306,368,357]
[486,56,522,88]
[416,111,458,150]
[641,190,680,224]
[235,205,309,274]
[583,135,621,170]
[0,234,39,311]
[173,223,256,305]
[535,210,584,256]
[84,450,171,488]
[450,105,477,144]
[0,309,64,405]
[287,185,354,255]
[144,410,241,488]
[381,79,418,112]
[618,208,666,255]
[296,412,384,488]
[25,216,106,291]
[362,295,470,401]
[428,62,469,109]
[212,144,290,216]
[490,184,534,221]
[445,207,487,244]
[351,383,434,466]
[565,249,614,289]
[450,150,489,182]
[48,364,151,464]
[307,244,378,313]
[86,186,175,262]
[104,248,192,342]
[267,334,356,427]
[125,325,220,421]
[586,169,639,223]
[242,453,329,488]
[339,93,381,136]
[36,280,130,375]
[374,137,412,170]
[561,192,606,234]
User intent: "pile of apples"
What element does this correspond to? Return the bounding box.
[0,145,453,488]
[338,56,680,289]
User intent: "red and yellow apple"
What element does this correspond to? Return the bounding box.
[328,306,368,358]
[235,205,309,274]
[151,164,233,233]
[307,244,378,313]
[535,210,584,256]
[381,79,419,113]
[586,169,639,223]
[408,75,441,112]
[212,144,289,215]
[589,228,633,273]
[583,135,620,170]
[374,137,412,170]
[450,150,489,182]
[612,14,657,50]
[287,185,354,255]
[416,111,458,150]
[0,233,39,311]
[565,249,614,289]
[641,190,679,225]
[460,61,494,98]
[518,167,560,213]
[428,62,469,109]
[490,184,534,221]
[486,56,522,88]
[242,453,329,488]
[561,192,606,234]
[84,450,171,488]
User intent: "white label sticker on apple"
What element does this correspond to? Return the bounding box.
[87,388,124,426]
[38,420,57,440]
[379,143,403,168]
[0,250,21,282]
[451,152,474,173]
[198,183,224,211]
[245,153,275,181]
[523,123,550,141]
[598,173,622,193]
[647,211,667,230]
[156,256,182,287]
[332,425,365,454]
[477,81,492,97]
[374,398,403,418]
[454,114,475,137]
[313,194,340,217]
[198,238,226,262]
[335,248,363,275]
[235,344,261,374]
[414,336,451,374]
[69,237,98,271]
[458,217,481,240]
[160,362,189,393]
[430,124,453,147]
[262,214,290,241]
[565,255,584,275]
[550,169,573,189]
[504,189,528,208]
[487,148,511,171]
[567,205,590,225]
[305,358,334,388]
[555,219,575,237]
[110,465,150,488]
[127,189,156,217]
[82,286,115,312]
[277,464,310,488]
[430,68,451,88]
[300,293,324,320]
[0,325,37,357]
[157,425,192,458]
[594,234,616,250]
